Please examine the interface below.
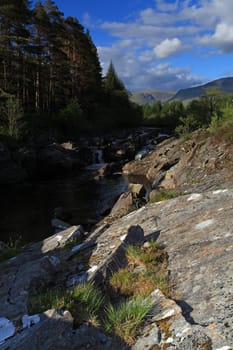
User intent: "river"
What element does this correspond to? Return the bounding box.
[0,168,128,245]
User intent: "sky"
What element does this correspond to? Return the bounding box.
[40,0,233,92]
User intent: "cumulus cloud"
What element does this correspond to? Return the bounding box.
[97,44,202,91]
[156,0,179,13]
[201,23,233,53]
[154,38,182,58]
[96,0,233,90]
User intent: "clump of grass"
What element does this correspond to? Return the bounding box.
[64,236,83,250]
[28,282,104,327]
[0,235,22,262]
[28,289,67,313]
[125,245,143,266]
[149,189,182,203]
[109,242,170,297]
[104,296,153,345]
[0,247,21,262]
[209,107,233,143]
[70,282,104,325]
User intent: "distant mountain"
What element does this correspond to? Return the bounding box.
[130,90,175,105]
[130,77,233,106]
[170,77,233,102]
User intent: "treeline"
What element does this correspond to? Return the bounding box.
[0,0,141,140]
[142,88,233,138]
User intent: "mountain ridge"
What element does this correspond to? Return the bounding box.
[170,76,233,101]
[131,76,233,105]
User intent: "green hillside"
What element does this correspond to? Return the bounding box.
[130,90,175,105]
[170,77,233,101]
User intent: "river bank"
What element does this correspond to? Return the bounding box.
[0,127,165,244]
[1,131,233,348]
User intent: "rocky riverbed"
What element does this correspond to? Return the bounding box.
[1,132,233,349]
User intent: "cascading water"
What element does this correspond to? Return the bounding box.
[95,149,104,164]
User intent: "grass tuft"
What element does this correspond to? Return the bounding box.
[109,242,170,297]
[28,282,104,327]
[104,296,153,344]
[149,189,182,203]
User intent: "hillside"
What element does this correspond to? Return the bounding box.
[170,76,233,101]
[131,77,233,105]
[130,90,175,105]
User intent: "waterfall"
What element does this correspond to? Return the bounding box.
[96,149,104,164]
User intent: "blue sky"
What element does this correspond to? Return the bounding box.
[40,0,233,92]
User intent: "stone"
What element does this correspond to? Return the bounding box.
[1,168,233,348]
[128,183,146,198]
[110,191,133,217]
[0,317,15,344]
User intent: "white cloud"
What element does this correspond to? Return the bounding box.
[138,50,153,62]
[154,38,182,58]
[97,44,202,91]
[201,23,233,53]
[156,0,179,12]
[82,12,92,27]
[96,0,233,90]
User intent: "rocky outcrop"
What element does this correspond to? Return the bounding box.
[123,134,233,193]
[2,131,233,349]
[1,186,233,349]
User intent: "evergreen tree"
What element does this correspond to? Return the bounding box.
[0,0,32,100]
[102,61,142,128]
[63,17,102,117]
[104,61,126,93]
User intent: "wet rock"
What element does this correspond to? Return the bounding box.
[97,162,122,177]
[37,143,81,174]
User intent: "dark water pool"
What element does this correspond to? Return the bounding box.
[0,170,128,244]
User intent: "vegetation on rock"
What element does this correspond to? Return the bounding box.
[27,239,169,345]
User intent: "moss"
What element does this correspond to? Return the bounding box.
[149,189,182,204]
[0,247,21,262]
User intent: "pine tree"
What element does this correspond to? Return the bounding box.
[0,0,32,100]
[63,17,102,117]
[104,61,126,93]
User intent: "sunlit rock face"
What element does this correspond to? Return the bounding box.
[2,132,233,349]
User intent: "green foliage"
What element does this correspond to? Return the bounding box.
[110,243,169,297]
[100,63,142,129]
[0,247,21,263]
[209,106,233,142]
[0,96,24,139]
[57,98,88,136]
[0,235,22,262]
[0,0,102,119]
[28,282,104,326]
[142,100,184,130]
[149,189,182,203]
[104,61,126,93]
[104,296,153,344]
